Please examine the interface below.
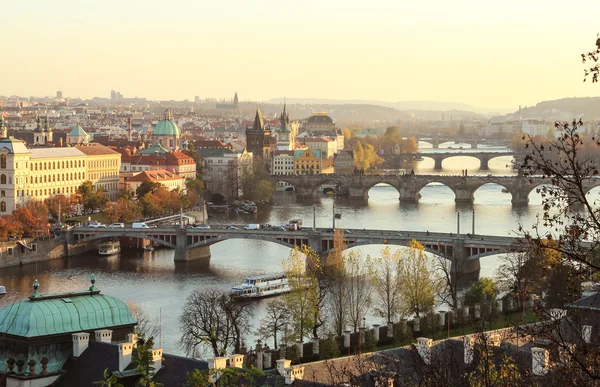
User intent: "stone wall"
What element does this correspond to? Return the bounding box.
[0,238,97,269]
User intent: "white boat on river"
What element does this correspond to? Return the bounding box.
[231,273,290,299]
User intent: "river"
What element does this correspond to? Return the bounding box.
[0,143,592,355]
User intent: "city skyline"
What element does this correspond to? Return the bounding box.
[2,0,599,110]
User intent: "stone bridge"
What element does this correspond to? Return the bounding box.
[417,137,511,149]
[65,227,528,275]
[391,151,515,170]
[269,174,600,204]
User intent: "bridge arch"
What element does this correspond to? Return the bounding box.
[272,177,298,192]
[583,181,600,197]
[526,183,567,205]
[473,182,512,203]
[364,182,401,201]
[310,179,347,196]
[73,233,176,249]
[333,240,451,260]
[415,181,457,201]
[187,234,300,250]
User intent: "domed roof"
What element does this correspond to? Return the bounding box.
[0,278,136,338]
[154,109,181,137]
[306,113,334,125]
[68,123,88,137]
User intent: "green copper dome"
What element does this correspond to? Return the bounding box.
[0,279,136,338]
[154,109,181,137]
[68,123,88,137]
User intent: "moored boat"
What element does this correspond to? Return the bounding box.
[231,273,290,299]
[98,240,120,256]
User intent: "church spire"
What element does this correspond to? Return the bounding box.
[252,109,264,131]
[43,114,50,132]
[36,109,41,132]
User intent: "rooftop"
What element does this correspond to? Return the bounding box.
[30,147,85,159]
[0,276,136,338]
[75,143,120,155]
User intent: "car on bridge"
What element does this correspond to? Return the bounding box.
[109,223,125,228]
[225,226,240,230]
[194,224,210,229]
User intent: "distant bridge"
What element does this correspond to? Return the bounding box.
[65,227,528,274]
[389,151,515,170]
[416,137,512,149]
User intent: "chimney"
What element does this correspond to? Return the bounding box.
[118,342,134,371]
[127,333,138,347]
[72,332,90,357]
[208,357,227,370]
[151,348,163,375]
[464,336,475,364]
[531,347,549,376]
[95,329,112,343]
[582,325,592,343]
[276,359,291,376]
[228,354,244,368]
[416,337,432,365]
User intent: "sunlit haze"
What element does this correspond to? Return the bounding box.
[3,0,599,109]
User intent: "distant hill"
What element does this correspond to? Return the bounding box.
[515,97,600,120]
[267,97,476,112]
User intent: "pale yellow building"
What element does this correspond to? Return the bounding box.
[294,148,322,175]
[0,134,121,214]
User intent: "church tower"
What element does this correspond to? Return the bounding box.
[43,114,53,143]
[233,92,239,109]
[246,109,265,158]
[276,102,292,150]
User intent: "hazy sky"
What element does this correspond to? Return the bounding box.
[2,0,600,109]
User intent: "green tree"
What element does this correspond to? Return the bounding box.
[463,277,497,306]
[133,336,162,387]
[397,240,440,318]
[94,368,124,387]
[341,128,353,141]
[283,246,320,342]
[77,181,108,213]
[103,199,142,223]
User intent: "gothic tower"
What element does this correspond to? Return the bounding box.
[246,109,265,158]
[233,92,239,109]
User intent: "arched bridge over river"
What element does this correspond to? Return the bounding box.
[389,151,515,170]
[269,174,600,204]
[66,227,529,274]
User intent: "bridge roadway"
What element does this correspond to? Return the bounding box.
[416,137,512,149]
[270,174,595,204]
[66,226,526,274]
[389,151,515,170]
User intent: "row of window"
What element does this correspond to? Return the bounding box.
[31,159,84,171]
[88,159,119,169]
[9,172,86,185]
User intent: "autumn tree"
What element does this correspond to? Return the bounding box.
[179,287,252,357]
[344,250,373,333]
[283,246,321,342]
[258,298,289,349]
[45,194,75,220]
[136,181,164,198]
[353,141,384,171]
[397,240,440,318]
[13,200,49,238]
[372,247,403,324]
[103,199,142,223]
[327,230,348,336]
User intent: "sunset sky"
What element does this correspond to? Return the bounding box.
[2,0,599,109]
